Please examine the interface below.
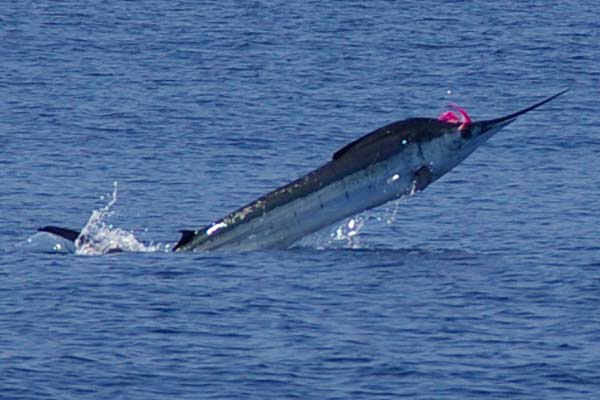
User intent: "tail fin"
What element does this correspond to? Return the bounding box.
[38,226,81,242]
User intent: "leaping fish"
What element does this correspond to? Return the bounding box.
[39,89,568,253]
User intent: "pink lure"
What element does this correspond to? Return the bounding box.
[438,104,472,130]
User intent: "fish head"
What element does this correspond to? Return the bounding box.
[424,89,569,179]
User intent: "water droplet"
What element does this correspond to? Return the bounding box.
[387,174,400,184]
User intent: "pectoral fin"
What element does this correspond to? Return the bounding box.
[414,166,432,191]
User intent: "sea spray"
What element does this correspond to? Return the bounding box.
[74,182,162,255]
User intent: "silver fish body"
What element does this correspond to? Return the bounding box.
[174,89,567,252]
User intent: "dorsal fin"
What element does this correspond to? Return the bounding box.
[332,119,416,161]
[332,124,392,161]
[38,226,81,242]
[173,230,198,251]
[332,136,365,160]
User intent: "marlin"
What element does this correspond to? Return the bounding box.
[39,90,568,253]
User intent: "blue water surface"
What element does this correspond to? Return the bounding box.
[2,1,600,399]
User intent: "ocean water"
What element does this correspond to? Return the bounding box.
[2,1,600,398]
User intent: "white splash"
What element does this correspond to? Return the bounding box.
[380,198,403,225]
[328,215,365,249]
[74,182,162,255]
[408,177,419,196]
